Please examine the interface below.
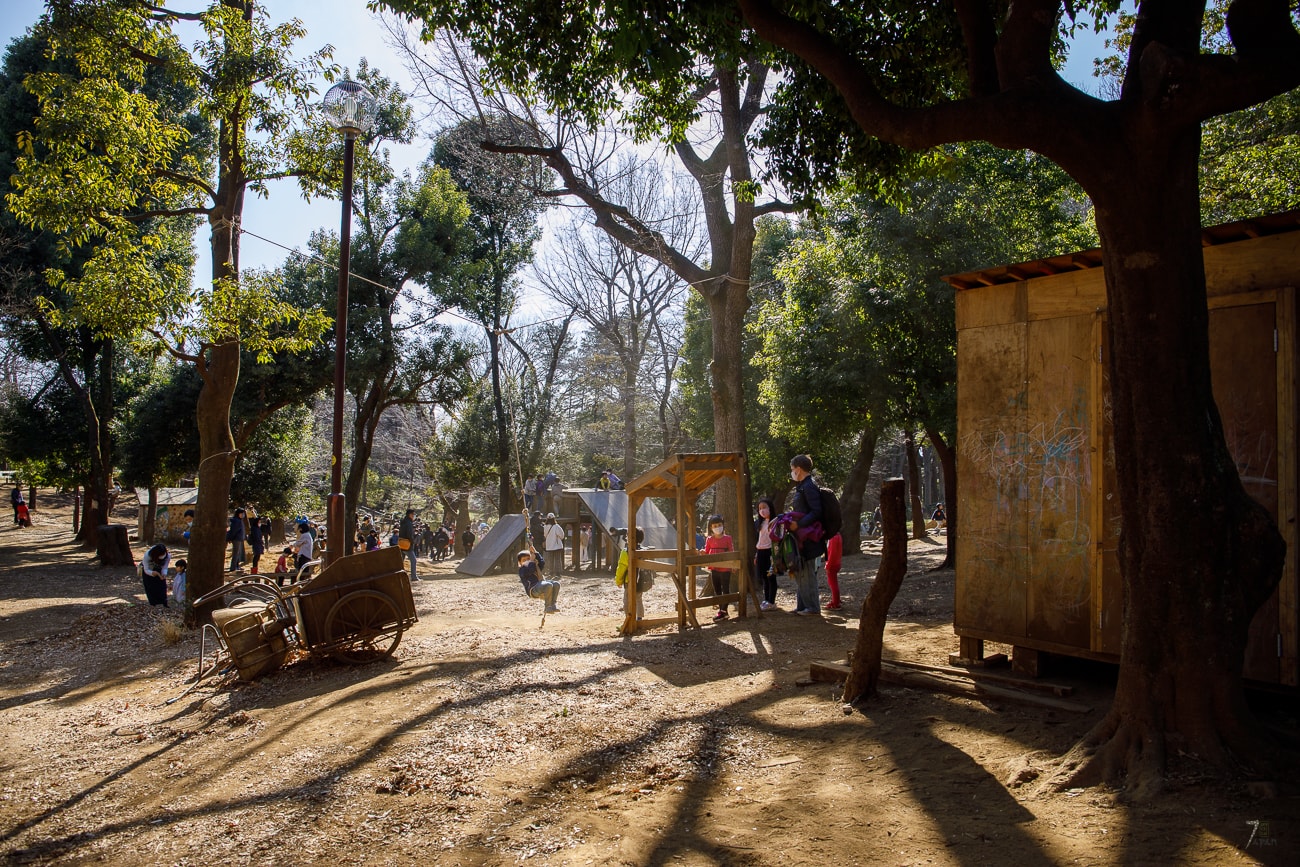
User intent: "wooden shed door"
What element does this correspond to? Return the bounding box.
[1208,300,1282,683]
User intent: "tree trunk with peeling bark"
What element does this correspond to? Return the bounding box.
[843,478,907,704]
[925,427,956,570]
[904,431,927,540]
[1052,136,1287,799]
[838,427,878,556]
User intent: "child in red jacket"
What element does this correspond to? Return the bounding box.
[701,514,734,621]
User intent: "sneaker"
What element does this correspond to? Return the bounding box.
[826,602,842,610]
[796,609,819,617]
[713,609,729,621]
[759,601,775,611]
[545,606,559,613]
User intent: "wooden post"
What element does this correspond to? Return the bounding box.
[842,479,908,705]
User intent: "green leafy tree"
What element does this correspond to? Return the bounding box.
[430,116,549,517]
[385,0,1300,796]
[7,0,332,601]
[759,144,1097,561]
[1094,2,1300,223]
[0,30,201,541]
[379,17,798,524]
[737,0,1300,795]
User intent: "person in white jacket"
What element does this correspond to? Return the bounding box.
[543,513,567,573]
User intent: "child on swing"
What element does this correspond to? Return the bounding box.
[518,548,560,613]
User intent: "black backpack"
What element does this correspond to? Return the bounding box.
[817,485,842,538]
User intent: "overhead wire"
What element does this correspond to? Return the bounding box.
[238,224,779,351]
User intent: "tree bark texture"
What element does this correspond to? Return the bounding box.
[842,479,907,704]
[903,431,927,540]
[488,327,513,517]
[188,338,240,609]
[925,426,956,570]
[142,485,158,543]
[96,524,133,567]
[838,426,878,555]
[1057,130,1287,798]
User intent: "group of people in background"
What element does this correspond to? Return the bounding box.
[523,471,562,514]
[147,454,858,620]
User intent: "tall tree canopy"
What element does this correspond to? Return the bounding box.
[8,0,331,602]
[380,0,1300,798]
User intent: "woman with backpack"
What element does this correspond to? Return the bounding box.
[789,454,825,616]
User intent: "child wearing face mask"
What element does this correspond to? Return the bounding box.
[701,514,734,621]
[754,497,778,610]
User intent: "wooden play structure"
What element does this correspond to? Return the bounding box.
[946,210,1300,687]
[623,452,755,634]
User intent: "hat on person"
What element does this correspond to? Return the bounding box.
[546,512,556,520]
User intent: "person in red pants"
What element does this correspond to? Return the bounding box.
[824,532,843,610]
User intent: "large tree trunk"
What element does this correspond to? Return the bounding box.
[187,197,242,611]
[621,347,638,480]
[142,485,158,543]
[188,339,240,610]
[488,326,512,517]
[344,386,385,556]
[1055,133,1287,799]
[842,478,907,704]
[903,430,927,540]
[925,426,956,570]
[838,426,878,556]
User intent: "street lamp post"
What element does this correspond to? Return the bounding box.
[321,80,377,567]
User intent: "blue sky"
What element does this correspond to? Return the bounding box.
[2,1,1117,283]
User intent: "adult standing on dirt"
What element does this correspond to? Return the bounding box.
[399,508,419,583]
[248,513,266,575]
[790,455,825,616]
[227,508,247,573]
[543,513,566,573]
[291,521,314,574]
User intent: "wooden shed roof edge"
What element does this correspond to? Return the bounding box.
[943,208,1300,290]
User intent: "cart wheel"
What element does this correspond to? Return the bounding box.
[325,590,403,664]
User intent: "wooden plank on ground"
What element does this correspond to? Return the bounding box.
[808,660,1092,713]
[886,658,1076,696]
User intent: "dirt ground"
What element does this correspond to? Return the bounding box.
[0,493,1295,866]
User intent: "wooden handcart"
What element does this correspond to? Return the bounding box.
[172,547,416,701]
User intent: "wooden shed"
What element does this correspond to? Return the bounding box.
[945,210,1299,687]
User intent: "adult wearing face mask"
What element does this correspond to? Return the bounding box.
[789,454,825,615]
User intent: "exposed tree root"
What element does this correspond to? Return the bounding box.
[1038,697,1300,804]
